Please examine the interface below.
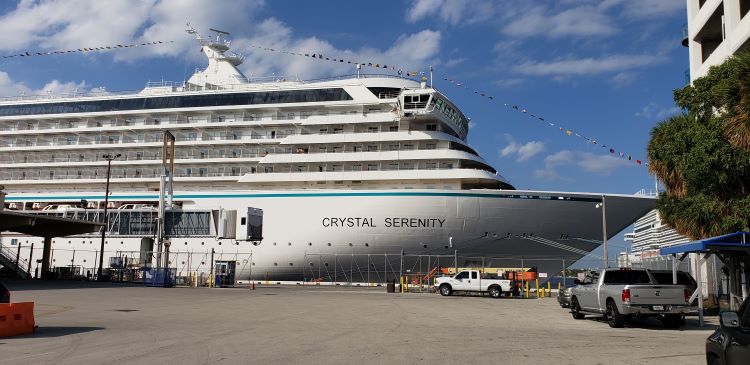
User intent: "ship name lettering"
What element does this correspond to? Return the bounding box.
[322,217,376,227]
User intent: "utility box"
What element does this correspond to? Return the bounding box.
[213,209,237,239]
[214,261,237,287]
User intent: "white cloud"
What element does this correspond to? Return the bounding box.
[0,0,442,83]
[445,57,467,68]
[534,149,634,180]
[235,24,441,79]
[502,5,617,39]
[407,0,494,25]
[599,0,684,19]
[500,135,545,162]
[635,102,681,119]
[0,71,87,97]
[513,54,664,78]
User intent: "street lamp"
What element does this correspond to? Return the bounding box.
[97,153,121,281]
[596,196,608,269]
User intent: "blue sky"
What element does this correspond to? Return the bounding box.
[0,0,688,267]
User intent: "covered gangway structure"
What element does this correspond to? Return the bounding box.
[0,211,103,278]
[660,231,750,325]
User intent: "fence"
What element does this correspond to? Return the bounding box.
[2,243,583,293]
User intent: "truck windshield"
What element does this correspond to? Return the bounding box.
[603,270,651,285]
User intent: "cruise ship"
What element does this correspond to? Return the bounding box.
[0,28,655,281]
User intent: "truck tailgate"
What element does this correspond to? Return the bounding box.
[629,285,685,305]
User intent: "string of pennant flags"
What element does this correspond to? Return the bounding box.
[244,43,647,167]
[1,40,174,60]
[441,77,647,166]
[245,44,428,77]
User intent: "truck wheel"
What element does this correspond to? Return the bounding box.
[439,284,452,296]
[661,314,682,329]
[571,297,585,319]
[606,301,625,328]
[488,286,502,298]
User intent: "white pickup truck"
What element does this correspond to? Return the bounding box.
[435,270,513,298]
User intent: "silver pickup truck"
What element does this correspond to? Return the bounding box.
[569,268,691,328]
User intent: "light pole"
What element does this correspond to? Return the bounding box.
[97,153,121,281]
[596,196,608,269]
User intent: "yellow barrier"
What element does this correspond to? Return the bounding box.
[525,282,530,298]
[535,279,539,299]
[548,282,551,298]
[0,302,35,338]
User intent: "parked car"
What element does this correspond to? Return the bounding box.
[41,204,81,211]
[435,270,513,298]
[569,268,691,328]
[558,286,573,308]
[706,297,750,365]
[117,203,156,210]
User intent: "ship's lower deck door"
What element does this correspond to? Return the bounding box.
[214,261,237,287]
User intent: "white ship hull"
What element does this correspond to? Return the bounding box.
[3,189,654,281]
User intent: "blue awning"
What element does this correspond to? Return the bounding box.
[660,231,750,255]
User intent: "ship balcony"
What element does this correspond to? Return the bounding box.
[236,168,502,184]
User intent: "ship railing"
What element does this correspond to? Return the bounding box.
[0,73,418,104]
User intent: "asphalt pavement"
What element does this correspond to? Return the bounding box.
[1,280,717,365]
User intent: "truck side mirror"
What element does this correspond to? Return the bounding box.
[720,311,740,328]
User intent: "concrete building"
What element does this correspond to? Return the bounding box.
[686,0,750,81]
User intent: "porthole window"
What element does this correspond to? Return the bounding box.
[182,261,185,265]
[348,243,352,247]
[68,240,71,244]
[252,262,256,266]
[201,261,205,265]
[218,242,222,245]
[201,242,205,245]
[121,241,124,245]
[185,242,188,245]
[289,263,293,266]
[273,242,277,246]
[53,259,56,262]
[308,242,312,246]
[365,243,369,247]
[423,244,428,248]
[324,262,329,267]
[274,262,278,266]
[309,262,314,266]
[288,242,291,246]
[236,242,240,245]
[327,242,331,246]
[83,259,87,263]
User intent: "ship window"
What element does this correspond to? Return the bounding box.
[389,126,399,132]
[367,127,379,133]
[0,88,354,117]
[426,124,437,131]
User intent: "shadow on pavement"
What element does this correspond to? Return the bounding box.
[1,279,138,291]
[7,326,105,339]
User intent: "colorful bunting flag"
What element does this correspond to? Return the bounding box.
[1,40,174,60]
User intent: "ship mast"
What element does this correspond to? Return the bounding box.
[184,23,248,87]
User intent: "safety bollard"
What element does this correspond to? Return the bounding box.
[535,279,539,299]
[548,281,551,298]
[525,281,529,298]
